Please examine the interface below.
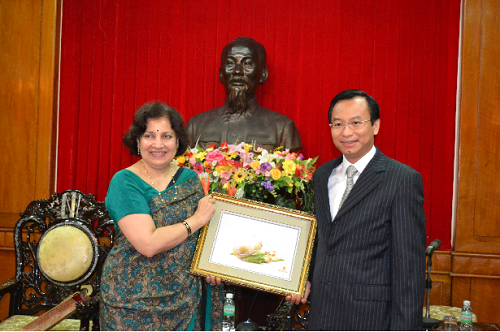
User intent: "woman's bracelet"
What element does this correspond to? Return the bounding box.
[182,221,192,236]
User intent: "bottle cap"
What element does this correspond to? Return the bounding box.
[226,293,233,299]
[463,300,470,306]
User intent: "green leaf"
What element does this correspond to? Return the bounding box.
[241,253,267,264]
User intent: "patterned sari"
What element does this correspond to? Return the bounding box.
[100,168,223,331]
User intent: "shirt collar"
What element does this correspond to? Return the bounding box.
[341,145,376,175]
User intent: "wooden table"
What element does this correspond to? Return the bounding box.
[427,322,500,331]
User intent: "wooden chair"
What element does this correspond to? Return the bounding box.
[0,190,114,331]
[266,298,309,331]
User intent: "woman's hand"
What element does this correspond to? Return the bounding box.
[190,195,216,228]
[205,276,222,286]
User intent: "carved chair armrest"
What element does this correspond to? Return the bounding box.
[20,290,91,331]
[0,277,17,302]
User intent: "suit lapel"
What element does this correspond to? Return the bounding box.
[334,148,387,220]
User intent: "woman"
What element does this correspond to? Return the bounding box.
[100,102,224,330]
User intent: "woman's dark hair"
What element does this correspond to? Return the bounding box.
[122,102,190,157]
[328,89,380,125]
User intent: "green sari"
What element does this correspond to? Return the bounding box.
[100,168,223,331]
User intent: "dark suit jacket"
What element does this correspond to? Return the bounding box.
[308,148,426,331]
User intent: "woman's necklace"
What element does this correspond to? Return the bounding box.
[141,159,176,193]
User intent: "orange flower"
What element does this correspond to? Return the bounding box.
[203,161,213,173]
[227,182,237,196]
[216,159,233,174]
[200,175,209,195]
[270,168,281,180]
[295,164,305,178]
[176,155,186,166]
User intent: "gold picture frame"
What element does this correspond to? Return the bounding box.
[190,193,317,297]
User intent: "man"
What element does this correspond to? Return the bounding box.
[289,89,426,330]
[187,37,302,152]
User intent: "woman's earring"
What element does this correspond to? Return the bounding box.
[138,146,141,156]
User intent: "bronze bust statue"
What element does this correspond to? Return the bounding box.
[187,37,302,152]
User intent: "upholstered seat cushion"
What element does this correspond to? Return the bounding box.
[0,315,91,331]
[423,305,478,322]
[38,225,94,282]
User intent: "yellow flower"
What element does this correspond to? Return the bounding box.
[176,156,186,164]
[250,161,260,169]
[246,173,257,182]
[233,169,248,183]
[283,159,296,175]
[216,164,232,174]
[270,168,281,180]
[243,144,252,153]
[226,152,238,159]
[193,151,206,160]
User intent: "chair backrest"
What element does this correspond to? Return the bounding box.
[10,190,114,319]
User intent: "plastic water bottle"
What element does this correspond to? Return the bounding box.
[222,292,235,331]
[460,300,473,331]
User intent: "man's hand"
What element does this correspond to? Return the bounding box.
[285,281,311,305]
[205,275,222,286]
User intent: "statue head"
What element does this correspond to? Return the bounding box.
[219,37,268,114]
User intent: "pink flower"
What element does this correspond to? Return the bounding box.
[242,152,255,166]
[194,163,204,174]
[228,142,245,154]
[220,172,231,184]
[206,150,225,163]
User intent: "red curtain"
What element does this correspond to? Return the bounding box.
[58,0,460,250]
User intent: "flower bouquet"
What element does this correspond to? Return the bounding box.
[175,142,317,212]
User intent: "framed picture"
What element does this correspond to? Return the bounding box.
[190,193,317,297]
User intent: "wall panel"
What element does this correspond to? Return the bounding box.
[453,0,500,325]
[455,0,500,254]
[426,252,452,306]
[0,0,59,228]
[451,254,500,325]
[0,0,60,321]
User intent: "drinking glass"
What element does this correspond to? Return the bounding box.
[443,315,458,331]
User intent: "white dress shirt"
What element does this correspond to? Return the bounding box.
[328,146,376,220]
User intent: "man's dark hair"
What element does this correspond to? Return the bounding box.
[122,102,190,157]
[221,36,266,66]
[328,89,380,125]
